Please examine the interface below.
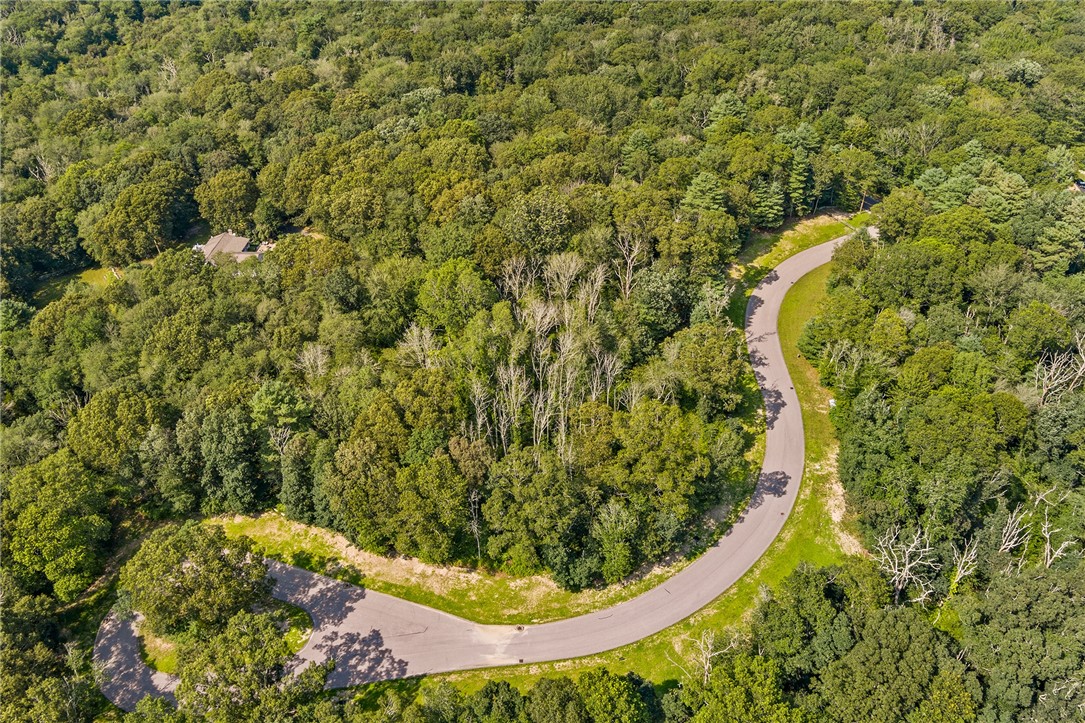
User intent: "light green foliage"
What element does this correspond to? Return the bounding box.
[65,385,161,472]
[669,322,746,418]
[392,454,468,564]
[3,449,109,602]
[119,522,270,635]
[416,258,498,334]
[3,2,1085,719]
[868,309,911,362]
[692,654,807,723]
[175,611,328,722]
[85,162,193,266]
[873,187,932,244]
[817,608,965,723]
[577,668,650,723]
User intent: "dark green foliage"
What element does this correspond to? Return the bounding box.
[2,2,1084,719]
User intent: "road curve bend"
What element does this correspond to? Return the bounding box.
[94,235,848,711]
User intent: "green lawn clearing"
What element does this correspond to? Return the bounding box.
[138,627,180,675]
[32,266,123,307]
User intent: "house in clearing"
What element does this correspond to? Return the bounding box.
[194,230,274,263]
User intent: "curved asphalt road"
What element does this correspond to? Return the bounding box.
[94,235,847,711]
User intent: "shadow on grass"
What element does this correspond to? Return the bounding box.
[269,547,367,588]
[348,676,424,711]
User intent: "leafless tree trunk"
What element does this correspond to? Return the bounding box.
[398,324,440,368]
[543,252,584,302]
[499,256,538,302]
[48,391,89,426]
[160,57,179,85]
[468,376,492,443]
[950,537,978,591]
[496,363,529,454]
[268,426,294,456]
[1033,332,1085,406]
[1034,488,1076,569]
[295,342,330,381]
[468,487,483,564]
[696,282,735,324]
[577,265,608,324]
[666,630,740,687]
[613,231,645,301]
[909,120,944,159]
[874,525,942,604]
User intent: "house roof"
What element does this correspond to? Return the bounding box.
[200,230,251,260]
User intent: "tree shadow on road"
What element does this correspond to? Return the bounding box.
[748,347,787,430]
[315,628,410,688]
[748,470,790,509]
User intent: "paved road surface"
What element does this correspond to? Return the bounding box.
[94,235,847,710]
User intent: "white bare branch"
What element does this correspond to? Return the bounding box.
[874,525,942,604]
[950,537,978,591]
[1033,332,1085,406]
[612,231,645,301]
[999,505,1032,555]
[398,324,440,368]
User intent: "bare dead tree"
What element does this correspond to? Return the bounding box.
[1040,507,1075,569]
[1033,332,1085,406]
[543,252,584,302]
[996,504,1033,573]
[697,282,736,324]
[524,298,558,345]
[295,342,330,381]
[641,359,679,405]
[874,525,942,604]
[268,426,294,456]
[620,380,646,411]
[909,119,944,159]
[47,391,89,426]
[468,488,483,564]
[496,363,530,454]
[613,231,645,301]
[467,376,492,443]
[398,324,440,368]
[950,537,979,592]
[160,57,179,85]
[878,126,910,161]
[499,256,538,302]
[577,265,607,324]
[1033,488,1076,569]
[665,630,741,687]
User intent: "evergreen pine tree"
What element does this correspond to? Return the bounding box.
[707,91,747,124]
[682,172,729,212]
[620,130,655,182]
[788,147,813,217]
[752,181,785,228]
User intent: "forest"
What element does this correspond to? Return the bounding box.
[1,1,1083,721]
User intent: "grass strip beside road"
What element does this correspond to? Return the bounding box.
[214,512,716,626]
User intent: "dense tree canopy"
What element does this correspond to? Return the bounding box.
[2,1,1083,720]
